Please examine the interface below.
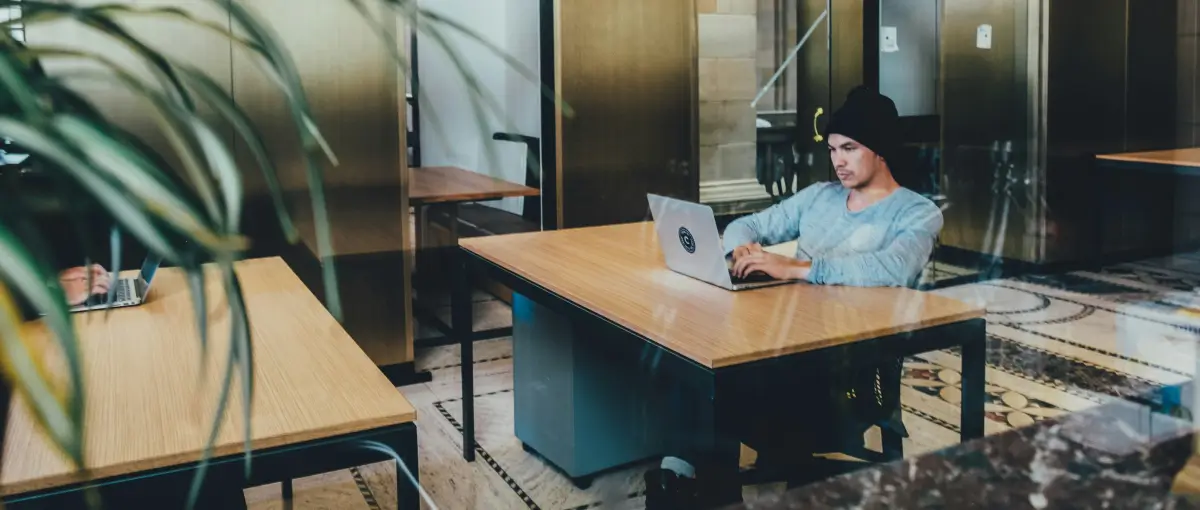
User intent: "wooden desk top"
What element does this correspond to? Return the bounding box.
[461,223,983,369]
[410,166,539,205]
[0,257,415,496]
[288,167,537,258]
[1096,148,1200,168]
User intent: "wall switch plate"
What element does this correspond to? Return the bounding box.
[881,26,899,53]
[977,24,993,49]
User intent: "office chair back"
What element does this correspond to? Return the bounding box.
[493,132,541,223]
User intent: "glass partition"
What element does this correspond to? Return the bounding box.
[8,0,1199,508]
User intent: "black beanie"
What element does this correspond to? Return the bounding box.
[823,86,900,165]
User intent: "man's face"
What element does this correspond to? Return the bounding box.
[828,133,885,189]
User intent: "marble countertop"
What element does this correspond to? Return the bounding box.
[733,397,1200,509]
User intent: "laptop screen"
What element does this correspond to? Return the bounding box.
[139,255,162,287]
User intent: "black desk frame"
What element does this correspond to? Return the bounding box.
[454,248,985,506]
[4,423,419,510]
[1094,158,1200,266]
[413,203,513,348]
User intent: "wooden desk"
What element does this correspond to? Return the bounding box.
[1,258,418,508]
[409,165,539,257]
[410,166,539,206]
[1094,149,1200,262]
[407,167,538,349]
[454,223,985,503]
[283,167,536,383]
[1098,149,1200,492]
[1096,148,1200,170]
[287,166,539,258]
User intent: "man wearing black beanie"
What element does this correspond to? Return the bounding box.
[723,85,942,288]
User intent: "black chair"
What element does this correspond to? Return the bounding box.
[756,126,801,200]
[738,356,909,488]
[740,273,941,487]
[492,132,541,223]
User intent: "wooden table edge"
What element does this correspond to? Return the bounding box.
[411,187,541,206]
[0,412,415,497]
[1,258,417,497]
[461,244,986,370]
[1095,151,1200,168]
[709,310,984,368]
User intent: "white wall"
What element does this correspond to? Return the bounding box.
[416,0,541,216]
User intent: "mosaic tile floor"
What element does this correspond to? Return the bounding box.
[236,252,1200,509]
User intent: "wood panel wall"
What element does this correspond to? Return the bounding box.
[555,0,699,228]
[28,1,414,369]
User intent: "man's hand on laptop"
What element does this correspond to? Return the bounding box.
[730,250,810,281]
[59,264,110,306]
[731,243,764,260]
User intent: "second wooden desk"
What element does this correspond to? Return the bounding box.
[456,223,985,505]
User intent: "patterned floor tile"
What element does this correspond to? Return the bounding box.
[279,250,1200,509]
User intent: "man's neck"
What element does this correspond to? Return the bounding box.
[846,175,900,212]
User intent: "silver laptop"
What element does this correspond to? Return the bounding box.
[69,255,162,312]
[647,194,797,291]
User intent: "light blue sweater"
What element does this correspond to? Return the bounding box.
[722,182,943,288]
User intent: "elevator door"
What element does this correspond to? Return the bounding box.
[938,0,1035,263]
[556,0,698,228]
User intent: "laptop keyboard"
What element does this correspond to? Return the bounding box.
[730,270,776,285]
[91,279,134,305]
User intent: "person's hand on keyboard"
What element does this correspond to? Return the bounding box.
[730,242,764,261]
[59,264,110,306]
[730,251,811,281]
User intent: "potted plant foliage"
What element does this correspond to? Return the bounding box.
[0,0,548,507]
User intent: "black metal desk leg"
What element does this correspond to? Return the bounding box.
[282,479,293,510]
[701,396,744,507]
[453,248,476,461]
[959,319,987,441]
[393,425,421,509]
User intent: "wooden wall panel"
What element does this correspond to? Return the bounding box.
[231,0,403,194]
[232,1,412,367]
[31,2,413,368]
[556,0,698,228]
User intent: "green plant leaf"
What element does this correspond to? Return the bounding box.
[405,10,510,198]
[10,1,197,110]
[184,115,242,234]
[186,266,208,374]
[359,440,438,509]
[87,3,259,48]
[344,0,410,79]
[0,116,182,263]
[0,285,82,465]
[171,63,298,243]
[186,303,237,510]
[22,46,225,232]
[0,224,84,458]
[0,46,45,118]
[223,263,253,477]
[414,6,573,118]
[103,226,121,320]
[186,261,253,509]
[218,0,337,165]
[0,281,83,468]
[215,0,343,318]
[51,114,238,250]
[343,0,467,177]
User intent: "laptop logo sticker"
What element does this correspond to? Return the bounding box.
[678,227,696,254]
